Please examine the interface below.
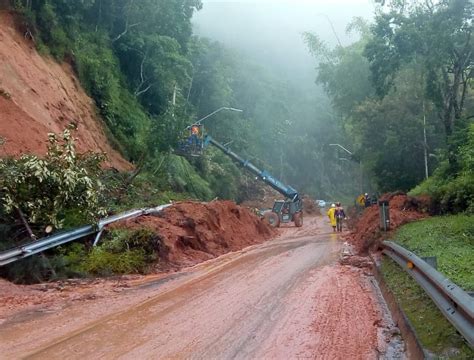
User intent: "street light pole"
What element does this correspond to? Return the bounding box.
[329,143,362,193]
[193,107,243,126]
[329,143,353,156]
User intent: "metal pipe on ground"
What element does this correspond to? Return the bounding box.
[0,205,172,266]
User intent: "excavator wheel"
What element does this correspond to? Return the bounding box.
[263,211,280,228]
[294,212,303,227]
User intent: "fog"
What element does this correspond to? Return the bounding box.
[193,0,375,88]
[192,1,377,198]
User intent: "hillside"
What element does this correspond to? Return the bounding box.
[0,11,130,170]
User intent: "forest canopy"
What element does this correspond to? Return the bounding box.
[8,0,474,213]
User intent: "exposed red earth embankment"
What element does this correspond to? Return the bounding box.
[111,200,276,269]
[0,11,130,170]
[346,193,431,254]
[0,201,275,319]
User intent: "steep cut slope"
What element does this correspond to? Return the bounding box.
[0,11,131,170]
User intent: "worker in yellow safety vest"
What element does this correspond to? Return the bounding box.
[327,203,337,232]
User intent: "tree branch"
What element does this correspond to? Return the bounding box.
[112,22,140,43]
[135,84,152,97]
[112,0,139,43]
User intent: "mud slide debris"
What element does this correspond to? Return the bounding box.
[345,193,430,254]
[0,11,130,170]
[111,200,276,269]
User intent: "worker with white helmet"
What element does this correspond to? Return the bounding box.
[364,193,370,207]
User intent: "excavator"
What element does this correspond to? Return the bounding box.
[179,124,303,228]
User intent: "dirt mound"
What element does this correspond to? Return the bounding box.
[346,193,430,254]
[0,277,135,320]
[239,181,319,216]
[240,184,282,210]
[0,11,131,170]
[0,278,27,296]
[302,195,320,215]
[112,200,276,269]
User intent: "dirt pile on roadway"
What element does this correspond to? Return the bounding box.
[346,193,430,254]
[113,200,276,269]
[240,184,281,210]
[0,277,136,320]
[302,195,320,215]
[0,11,130,170]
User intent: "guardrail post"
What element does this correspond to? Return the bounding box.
[421,256,438,270]
[378,200,390,231]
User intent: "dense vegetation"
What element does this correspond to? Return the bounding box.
[8,0,361,203]
[305,0,473,211]
[0,0,472,281]
[6,0,473,204]
[394,215,474,290]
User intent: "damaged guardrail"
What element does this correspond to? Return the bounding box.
[382,241,474,347]
[0,204,171,267]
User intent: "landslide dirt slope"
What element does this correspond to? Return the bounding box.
[346,193,430,254]
[113,200,276,269]
[0,201,276,319]
[0,11,130,170]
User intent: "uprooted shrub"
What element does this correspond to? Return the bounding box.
[0,124,106,239]
[77,228,166,276]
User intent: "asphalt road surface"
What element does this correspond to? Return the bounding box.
[0,217,403,359]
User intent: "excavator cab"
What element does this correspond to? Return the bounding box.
[177,124,204,157]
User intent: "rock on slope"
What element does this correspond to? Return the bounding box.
[0,11,130,170]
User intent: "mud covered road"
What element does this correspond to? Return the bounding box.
[0,217,403,359]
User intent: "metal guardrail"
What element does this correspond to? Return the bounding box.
[0,204,171,266]
[383,241,474,347]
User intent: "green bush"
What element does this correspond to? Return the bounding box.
[0,125,106,235]
[53,242,88,277]
[438,175,474,214]
[79,228,164,275]
[81,247,146,276]
[0,254,56,284]
[410,123,474,214]
[164,154,214,200]
[410,172,474,214]
[409,176,441,197]
[394,215,474,290]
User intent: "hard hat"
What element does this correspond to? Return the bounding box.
[331,203,336,208]
[365,193,368,196]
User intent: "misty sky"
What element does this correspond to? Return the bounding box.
[193,0,375,87]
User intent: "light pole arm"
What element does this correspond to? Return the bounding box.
[194,107,243,126]
[329,143,353,155]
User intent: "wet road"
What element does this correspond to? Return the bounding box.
[1,217,393,359]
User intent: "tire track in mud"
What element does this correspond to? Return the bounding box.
[253,266,388,359]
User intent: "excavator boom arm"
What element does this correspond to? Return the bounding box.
[204,135,300,201]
